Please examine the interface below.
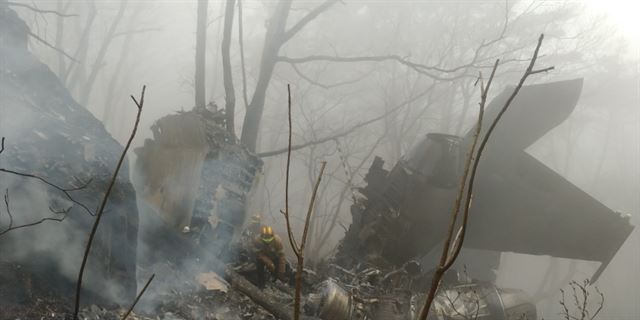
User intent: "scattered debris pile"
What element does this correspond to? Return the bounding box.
[0,2,138,309]
[1,284,279,320]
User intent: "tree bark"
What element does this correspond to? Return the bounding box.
[195,0,209,108]
[54,0,68,77]
[239,0,292,152]
[78,0,129,106]
[102,4,144,125]
[221,0,236,135]
[65,0,96,89]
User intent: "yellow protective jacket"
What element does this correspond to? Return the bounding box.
[254,234,286,277]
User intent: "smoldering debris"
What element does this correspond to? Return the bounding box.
[0,2,138,307]
[1,285,279,320]
[133,104,263,267]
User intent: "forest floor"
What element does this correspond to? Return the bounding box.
[0,261,284,320]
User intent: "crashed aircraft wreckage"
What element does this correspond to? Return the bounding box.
[133,78,633,320]
[317,78,634,320]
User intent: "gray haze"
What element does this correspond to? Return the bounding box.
[6,0,640,318]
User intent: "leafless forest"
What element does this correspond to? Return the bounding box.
[0,0,638,319]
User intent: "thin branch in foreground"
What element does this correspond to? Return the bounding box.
[282,84,328,320]
[121,274,155,320]
[0,188,69,237]
[283,84,299,251]
[445,34,554,267]
[418,34,553,320]
[417,60,497,320]
[558,279,604,320]
[0,168,94,216]
[73,85,147,319]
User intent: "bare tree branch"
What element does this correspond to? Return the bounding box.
[418,34,553,320]
[277,55,474,80]
[0,136,92,236]
[0,168,94,216]
[559,280,604,320]
[289,63,371,89]
[27,30,77,62]
[64,1,96,85]
[73,85,146,319]
[0,189,69,237]
[257,86,433,157]
[282,0,340,42]
[283,84,299,251]
[113,27,163,39]
[282,84,328,320]
[7,1,78,17]
[417,60,497,320]
[445,35,553,268]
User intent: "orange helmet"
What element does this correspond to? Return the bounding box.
[261,226,275,243]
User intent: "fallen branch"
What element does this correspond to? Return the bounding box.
[73,85,147,319]
[211,259,319,320]
[121,274,155,320]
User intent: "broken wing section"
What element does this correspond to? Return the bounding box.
[463,78,634,280]
[467,152,634,281]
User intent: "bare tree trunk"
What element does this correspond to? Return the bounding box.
[65,0,96,90]
[78,0,129,106]
[238,0,339,151]
[102,3,144,125]
[195,0,209,108]
[237,0,249,109]
[240,0,292,151]
[221,0,236,135]
[54,0,69,77]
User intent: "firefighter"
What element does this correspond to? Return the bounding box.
[254,226,286,288]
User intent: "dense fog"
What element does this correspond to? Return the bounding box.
[1,0,638,319]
